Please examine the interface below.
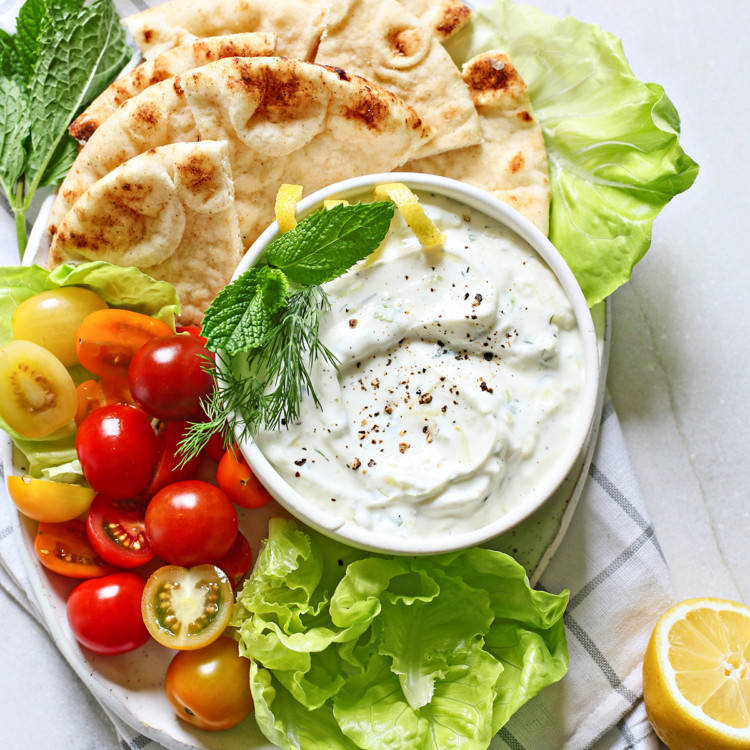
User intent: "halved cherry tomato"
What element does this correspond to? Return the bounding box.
[86,495,154,569]
[213,531,253,589]
[7,476,95,523]
[140,421,202,500]
[67,572,150,654]
[145,480,238,567]
[216,449,274,510]
[76,309,172,379]
[76,404,158,499]
[141,564,233,650]
[164,637,253,730]
[34,519,118,578]
[74,376,140,426]
[128,335,214,422]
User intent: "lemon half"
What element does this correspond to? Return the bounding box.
[643,597,750,750]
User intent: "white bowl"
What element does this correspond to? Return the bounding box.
[231,173,600,555]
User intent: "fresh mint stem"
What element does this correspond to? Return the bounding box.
[13,183,26,256]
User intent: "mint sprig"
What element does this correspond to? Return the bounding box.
[180,200,395,460]
[0,0,132,256]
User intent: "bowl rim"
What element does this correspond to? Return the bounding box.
[231,172,601,555]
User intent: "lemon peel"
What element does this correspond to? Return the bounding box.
[274,184,303,233]
[643,597,750,750]
[323,199,349,209]
[373,182,445,248]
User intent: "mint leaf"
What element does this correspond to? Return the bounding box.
[26,0,131,189]
[266,201,395,286]
[201,266,290,355]
[0,78,30,196]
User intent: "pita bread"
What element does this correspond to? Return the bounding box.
[124,0,328,61]
[405,52,551,235]
[399,0,472,40]
[69,33,277,143]
[49,56,432,247]
[314,0,481,158]
[48,142,243,324]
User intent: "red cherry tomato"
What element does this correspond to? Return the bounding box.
[164,637,253,730]
[202,432,228,464]
[76,404,158,499]
[216,449,274,510]
[76,309,172,379]
[74,376,140,426]
[176,325,207,346]
[213,531,253,588]
[128,335,214,422]
[140,421,202,500]
[67,572,150,655]
[34,519,118,579]
[145,480,238,566]
[85,495,154,569]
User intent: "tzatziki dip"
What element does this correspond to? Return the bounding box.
[254,191,587,537]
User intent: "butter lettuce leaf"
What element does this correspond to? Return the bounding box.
[447,0,699,305]
[234,518,568,750]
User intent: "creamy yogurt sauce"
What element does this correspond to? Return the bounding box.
[255,192,586,536]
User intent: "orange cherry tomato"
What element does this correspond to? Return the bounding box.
[216,449,274,510]
[75,309,172,379]
[164,636,253,731]
[74,376,141,426]
[34,519,118,578]
[7,476,95,523]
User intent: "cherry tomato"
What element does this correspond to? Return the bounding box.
[74,376,140,426]
[216,449,274,510]
[141,564,233,650]
[76,308,172,379]
[76,404,158,499]
[128,335,214,422]
[140,421,202,500]
[86,495,154,569]
[213,531,253,588]
[201,432,228,464]
[145,480,237,566]
[164,637,253,730]
[34,519,118,579]
[11,287,107,366]
[0,340,77,438]
[176,325,207,346]
[67,572,150,654]
[7,476,95,523]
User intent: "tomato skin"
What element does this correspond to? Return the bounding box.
[76,309,172,379]
[141,564,233,650]
[34,519,118,578]
[175,326,207,346]
[164,637,253,730]
[86,494,154,569]
[145,480,237,567]
[202,432,228,463]
[140,421,202,500]
[213,531,253,588]
[7,476,95,523]
[128,335,214,422]
[216,450,274,510]
[67,572,150,655]
[76,404,158,499]
[74,376,140,426]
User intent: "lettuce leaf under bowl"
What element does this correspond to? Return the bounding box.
[446,0,699,306]
[234,518,569,750]
[0,261,180,478]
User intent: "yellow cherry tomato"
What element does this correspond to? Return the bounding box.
[6,476,95,523]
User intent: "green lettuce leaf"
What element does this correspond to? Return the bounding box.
[234,518,569,750]
[446,0,699,305]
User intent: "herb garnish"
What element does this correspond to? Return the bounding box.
[0,0,131,255]
[179,200,395,460]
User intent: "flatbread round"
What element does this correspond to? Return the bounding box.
[49,141,243,324]
[405,52,551,235]
[124,0,328,61]
[69,33,277,143]
[49,56,432,247]
[399,0,472,40]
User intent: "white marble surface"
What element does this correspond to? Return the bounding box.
[1,0,747,747]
